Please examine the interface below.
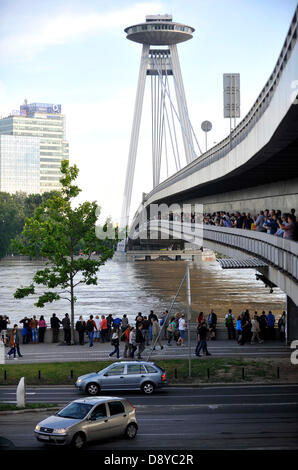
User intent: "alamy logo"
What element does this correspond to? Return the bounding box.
[95,203,204,246]
[290,340,298,365]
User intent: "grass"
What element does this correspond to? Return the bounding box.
[0,358,297,386]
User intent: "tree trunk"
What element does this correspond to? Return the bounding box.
[70,246,76,345]
[70,276,75,344]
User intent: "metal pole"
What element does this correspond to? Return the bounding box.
[146,271,187,361]
[186,266,192,377]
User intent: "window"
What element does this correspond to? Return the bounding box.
[145,365,158,373]
[106,364,125,376]
[127,364,146,374]
[90,403,107,420]
[108,401,125,416]
[57,402,93,419]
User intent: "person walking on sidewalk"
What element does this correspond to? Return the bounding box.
[236,315,242,343]
[100,315,108,343]
[31,316,38,344]
[267,311,276,340]
[7,325,23,360]
[225,309,236,340]
[0,315,10,346]
[166,318,176,345]
[76,316,86,345]
[177,313,186,346]
[86,315,97,347]
[109,328,120,359]
[195,321,211,357]
[62,313,71,345]
[136,324,145,359]
[50,313,62,343]
[129,327,137,358]
[151,318,164,350]
[38,315,47,343]
[142,316,151,346]
[121,325,131,358]
[208,309,217,340]
[251,315,263,344]
[94,315,101,342]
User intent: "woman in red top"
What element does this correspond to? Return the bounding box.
[100,315,108,343]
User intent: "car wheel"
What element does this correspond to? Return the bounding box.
[141,382,155,395]
[86,382,100,396]
[71,432,86,449]
[124,423,138,439]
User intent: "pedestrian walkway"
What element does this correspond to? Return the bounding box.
[0,338,291,364]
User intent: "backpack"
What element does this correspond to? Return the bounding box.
[225,314,233,326]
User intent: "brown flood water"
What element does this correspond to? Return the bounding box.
[0,256,286,325]
[132,259,286,322]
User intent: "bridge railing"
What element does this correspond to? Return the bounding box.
[132,220,298,283]
[202,225,298,282]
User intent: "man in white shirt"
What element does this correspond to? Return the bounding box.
[94,315,101,342]
[177,314,186,346]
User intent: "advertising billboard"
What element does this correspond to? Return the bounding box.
[20,103,62,115]
[223,74,240,118]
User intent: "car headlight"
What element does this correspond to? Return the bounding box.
[35,425,40,431]
[77,379,82,383]
[53,428,67,434]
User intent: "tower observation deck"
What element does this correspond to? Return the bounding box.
[120,15,199,230]
[124,14,194,45]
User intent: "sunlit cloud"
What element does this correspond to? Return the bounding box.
[0,2,164,62]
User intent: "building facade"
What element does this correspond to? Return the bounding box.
[0,102,69,193]
[0,135,40,194]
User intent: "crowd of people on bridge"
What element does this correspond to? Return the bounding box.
[203,208,298,241]
[149,207,298,241]
[0,307,286,359]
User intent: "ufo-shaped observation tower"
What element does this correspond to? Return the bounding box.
[121,15,197,228]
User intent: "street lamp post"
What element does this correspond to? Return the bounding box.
[186,265,192,377]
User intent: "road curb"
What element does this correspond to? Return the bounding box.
[0,407,61,415]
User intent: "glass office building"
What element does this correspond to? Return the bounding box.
[0,135,40,194]
[0,102,69,193]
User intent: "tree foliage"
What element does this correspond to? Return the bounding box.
[13,160,116,343]
[0,190,57,259]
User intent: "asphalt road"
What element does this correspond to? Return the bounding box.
[0,385,298,450]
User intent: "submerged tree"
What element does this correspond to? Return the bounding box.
[13,160,116,343]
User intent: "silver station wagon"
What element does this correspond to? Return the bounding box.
[34,397,138,449]
[75,361,167,395]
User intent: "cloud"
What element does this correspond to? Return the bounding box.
[0,2,164,62]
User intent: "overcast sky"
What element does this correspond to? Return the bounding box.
[0,0,297,223]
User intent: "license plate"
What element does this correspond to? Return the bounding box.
[39,434,50,440]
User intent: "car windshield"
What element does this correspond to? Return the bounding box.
[57,402,93,419]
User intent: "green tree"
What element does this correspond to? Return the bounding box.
[0,193,24,258]
[13,160,116,343]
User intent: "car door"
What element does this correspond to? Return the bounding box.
[106,401,127,437]
[101,364,126,390]
[85,403,111,441]
[125,363,147,389]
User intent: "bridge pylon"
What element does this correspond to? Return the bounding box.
[120,14,200,229]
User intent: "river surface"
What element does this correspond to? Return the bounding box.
[0,255,286,326]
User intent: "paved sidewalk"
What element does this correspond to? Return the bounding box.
[1,338,291,364]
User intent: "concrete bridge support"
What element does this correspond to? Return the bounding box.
[287,296,298,343]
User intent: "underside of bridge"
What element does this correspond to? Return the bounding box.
[202,238,298,343]
[146,102,298,214]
